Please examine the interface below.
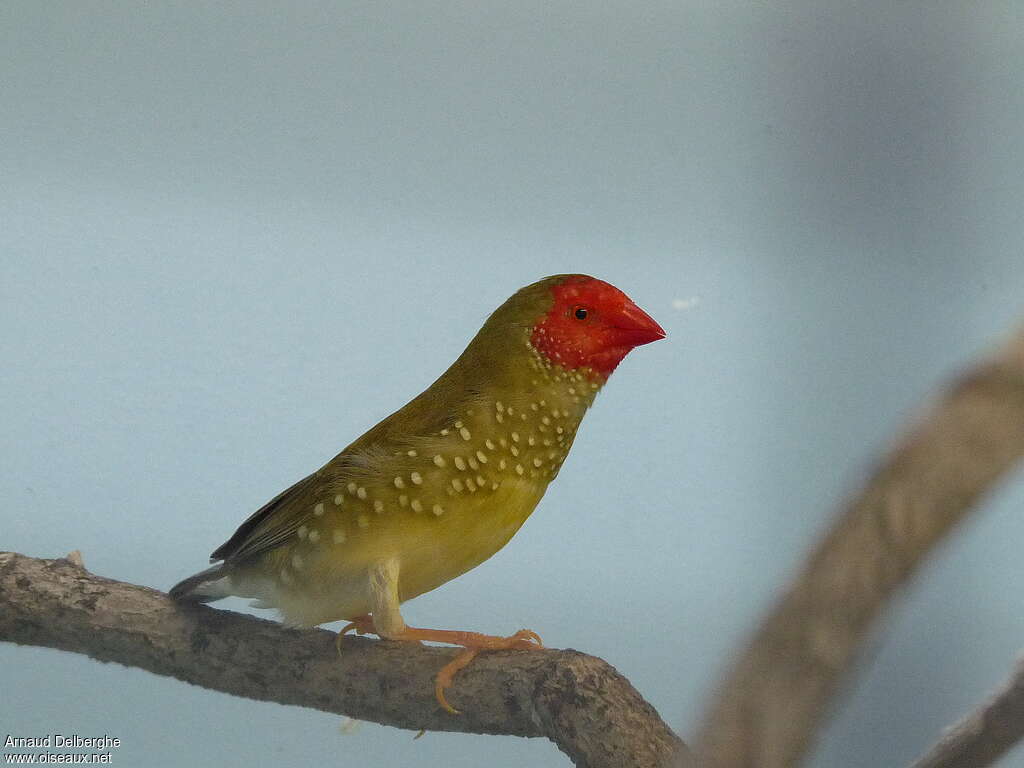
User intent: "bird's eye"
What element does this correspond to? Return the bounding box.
[573,307,588,320]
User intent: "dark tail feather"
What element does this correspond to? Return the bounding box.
[168,564,229,603]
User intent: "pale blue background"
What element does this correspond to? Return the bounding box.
[3,2,1024,766]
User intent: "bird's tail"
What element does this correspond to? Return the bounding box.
[168,564,233,603]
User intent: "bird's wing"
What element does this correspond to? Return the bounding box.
[209,470,321,563]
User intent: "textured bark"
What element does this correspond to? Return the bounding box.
[908,656,1024,768]
[0,551,690,768]
[696,326,1024,768]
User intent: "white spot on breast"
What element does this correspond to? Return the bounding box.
[357,487,367,500]
[485,439,496,450]
[407,449,418,457]
[411,498,424,513]
[459,427,472,441]
[393,476,405,489]
[454,420,463,429]
[454,456,467,471]
[308,529,321,544]
[347,482,357,495]
[314,503,325,517]
[451,478,464,492]
[511,432,520,442]
[533,458,543,468]
[433,455,447,468]
[498,458,508,470]
[515,464,524,476]
[476,450,488,464]
[333,529,346,545]
[440,428,450,435]
[410,471,423,485]
[496,401,505,413]
[373,500,385,514]
[432,504,444,516]
[297,525,308,540]
[510,446,520,457]
[507,406,515,416]
[468,456,479,470]
[528,436,536,446]
[465,478,477,492]
[476,474,486,487]
[333,494,344,506]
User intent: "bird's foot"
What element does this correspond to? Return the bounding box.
[389,626,544,714]
[336,615,375,656]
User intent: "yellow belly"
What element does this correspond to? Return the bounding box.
[240,476,546,626]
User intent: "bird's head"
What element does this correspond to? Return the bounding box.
[528,274,665,379]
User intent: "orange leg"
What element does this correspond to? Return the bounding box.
[337,618,543,714]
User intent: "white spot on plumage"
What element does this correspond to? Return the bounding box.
[433,454,447,468]
[432,504,444,516]
[297,525,308,540]
[511,432,520,443]
[515,464,524,476]
[476,450,488,464]
[374,500,385,514]
[308,529,320,543]
[333,494,344,506]
[454,456,467,471]
[357,487,367,500]
[459,427,471,441]
[411,498,423,513]
[485,439,496,450]
[407,450,418,457]
[498,458,508,470]
[452,478,464,492]
[468,456,479,470]
[314,503,325,517]
[347,482,357,495]
[465,478,477,492]
[393,476,405,489]
[476,474,486,487]
[533,458,543,468]
[410,472,423,485]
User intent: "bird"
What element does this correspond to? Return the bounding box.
[170,274,665,713]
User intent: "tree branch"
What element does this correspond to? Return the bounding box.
[908,654,1024,768]
[0,551,690,768]
[696,326,1024,768]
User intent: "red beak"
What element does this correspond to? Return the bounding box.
[613,300,666,347]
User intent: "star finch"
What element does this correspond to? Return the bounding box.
[171,274,665,712]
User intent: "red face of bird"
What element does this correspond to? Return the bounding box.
[531,275,665,378]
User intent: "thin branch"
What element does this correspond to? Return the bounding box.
[696,326,1024,768]
[0,551,690,768]
[909,655,1024,768]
